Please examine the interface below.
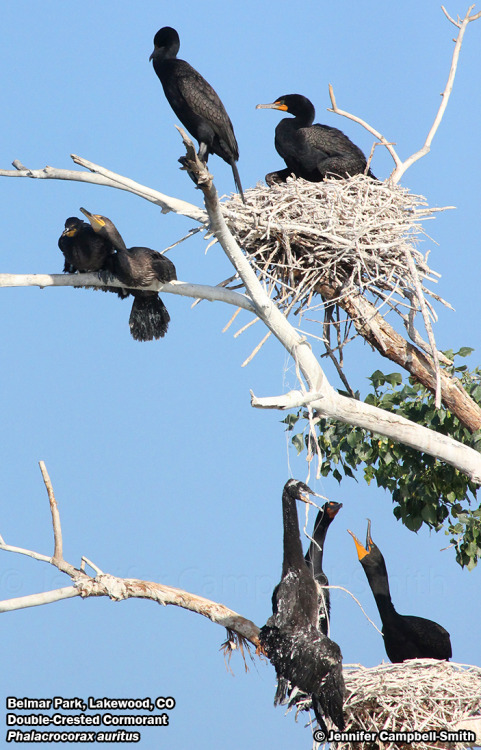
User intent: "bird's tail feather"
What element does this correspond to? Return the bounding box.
[129,292,170,342]
[230,159,245,204]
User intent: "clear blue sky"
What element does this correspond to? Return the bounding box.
[1,2,480,748]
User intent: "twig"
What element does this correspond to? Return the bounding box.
[39,461,63,561]
[328,84,401,168]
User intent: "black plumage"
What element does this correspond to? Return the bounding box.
[256,94,376,185]
[305,501,342,636]
[80,209,177,342]
[150,26,244,202]
[349,520,452,662]
[260,479,345,732]
[58,217,115,274]
[58,216,129,301]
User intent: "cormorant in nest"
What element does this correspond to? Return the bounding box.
[80,209,177,342]
[150,26,244,202]
[349,520,452,662]
[256,94,376,185]
[305,501,342,636]
[260,479,345,732]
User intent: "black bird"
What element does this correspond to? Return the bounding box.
[305,501,342,636]
[58,216,115,274]
[349,520,452,663]
[260,479,345,732]
[58,216,129,301]
[150,26,244,202]
[256,94,376,185]
[80,209,177,342]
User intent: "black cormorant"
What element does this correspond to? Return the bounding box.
[58,216,129,300]
[260,479,345,732]
[150,26,244,202]
[348,520,452,662]
[256,94,376,185]
[80,209,177,342]
[305,501,342,636]
[59,217,115,274]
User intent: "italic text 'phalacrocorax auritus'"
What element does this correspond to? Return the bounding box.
[150,26,244,202]
[80,209,177,342]
[348,520,452,662]
[260,479,345,733]
[256,94,376,185]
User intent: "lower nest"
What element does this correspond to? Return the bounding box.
[333,660,480,750]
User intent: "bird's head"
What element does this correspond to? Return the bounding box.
[348,520,384,569]
[150,27,180,62]
[284,478,318,505]
[80,208,127,251]
[256,94,315,122]
[61,217,84,238]
[324,500,343,520]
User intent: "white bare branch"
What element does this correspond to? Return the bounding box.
[327,6,481,184]
[0,587,80,613]
[0,156,207,224]
[0,274,255,314]
[0,467,260,647]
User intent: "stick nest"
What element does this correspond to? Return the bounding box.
[328,660,481,750]
[221,176,450,347]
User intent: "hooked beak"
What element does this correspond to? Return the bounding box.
[80,207,105,232]
[256,101,288,112]
[347,520,372,561]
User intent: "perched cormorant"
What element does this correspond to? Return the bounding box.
[59,217,115,274]
[305,501,343,636]
[256,94,376,185]
[348,521,452,662]
[58,216,129,300]
[150,26,244,202]
[260,479,345,732]
[80,209,177,342]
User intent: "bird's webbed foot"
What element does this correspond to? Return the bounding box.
[265,168,292,186]
[98,268,116,285]
[178,156,201,186]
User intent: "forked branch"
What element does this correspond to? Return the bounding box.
[0,463,260,647]
[328,5,481,184]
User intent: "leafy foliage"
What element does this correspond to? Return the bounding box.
[285,348,481,569]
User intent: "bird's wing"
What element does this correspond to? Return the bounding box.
[176,64,238,156]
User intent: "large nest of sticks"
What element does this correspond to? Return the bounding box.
[326,660,481,750]
[221,176,450,349]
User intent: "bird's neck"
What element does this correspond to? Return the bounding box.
[364,565,397,621]
[282,495,305,576]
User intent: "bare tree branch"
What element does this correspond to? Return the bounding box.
[327,6,481,184]
[0,156,207,224]
[0,470,260,647]
[0,274,255,314]
[39,460,63,562]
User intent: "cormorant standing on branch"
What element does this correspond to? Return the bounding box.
[348,520,452,662]
[80,209,177,342]
[150,26,245,202]
[256,94,376,185]
[260,479,345,732]
[305,501,342,636]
